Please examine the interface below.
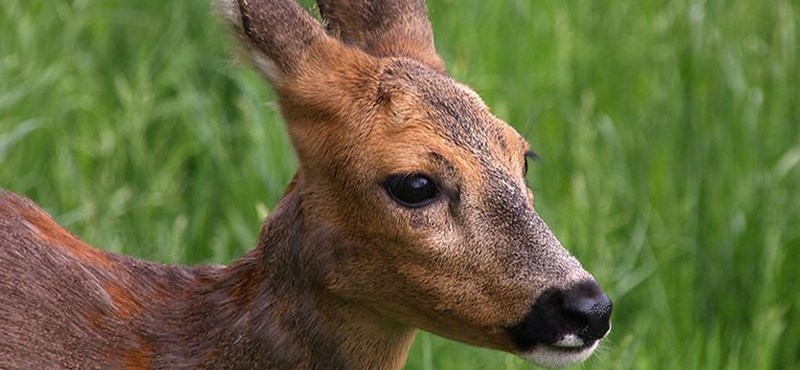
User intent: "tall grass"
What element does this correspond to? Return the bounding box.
[2,0,798,369]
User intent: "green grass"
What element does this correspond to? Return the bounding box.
[2,0,799,369]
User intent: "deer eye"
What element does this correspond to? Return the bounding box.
[524,156,529,176]
[384,174,440,208]
[524,150,540,176]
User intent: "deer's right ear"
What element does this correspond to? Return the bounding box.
[215,0,377,109]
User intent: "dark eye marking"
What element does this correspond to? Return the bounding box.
[523,150,540,176]
[383,173,440,208]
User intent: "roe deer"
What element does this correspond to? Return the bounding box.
[0,0,612,368]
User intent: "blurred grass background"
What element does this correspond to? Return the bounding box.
[1,0,799,369]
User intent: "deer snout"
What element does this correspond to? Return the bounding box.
[506,279,612,368]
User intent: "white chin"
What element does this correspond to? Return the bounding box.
[518,341,599,368]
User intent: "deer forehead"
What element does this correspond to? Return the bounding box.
[361,60,529,175]
[292,57,529,207]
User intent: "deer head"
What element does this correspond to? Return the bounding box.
[216,0,612,367]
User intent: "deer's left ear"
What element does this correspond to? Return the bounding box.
[317,0,446,74]
[215,0,380,116]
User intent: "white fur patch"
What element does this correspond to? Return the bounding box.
[519,340,599,369]
[553,334,584,348]
[250,51,279,83]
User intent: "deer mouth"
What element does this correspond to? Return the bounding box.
[545,334,597,352]
[504,280,612,368]
[518,337,599,368]
[505,319,604,368]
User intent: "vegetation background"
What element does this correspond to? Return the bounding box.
[2,0,798,368]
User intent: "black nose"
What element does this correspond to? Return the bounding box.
[507,279,612,350]
[562,280,612,341]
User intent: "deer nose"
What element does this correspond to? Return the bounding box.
[507,279,612,351]
[562,280,612,341]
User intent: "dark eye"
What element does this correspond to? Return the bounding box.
[524,150,540,176]
[383,174,440,208]
[524,157,529,176]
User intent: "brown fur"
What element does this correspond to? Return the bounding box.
[0,0,605,369]
[4,194,113,268]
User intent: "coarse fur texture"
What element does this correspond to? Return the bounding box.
[0,0,611,369]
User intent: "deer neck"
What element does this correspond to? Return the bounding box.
[178,182,417,370]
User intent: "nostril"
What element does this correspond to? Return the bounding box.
[562,281,613,341]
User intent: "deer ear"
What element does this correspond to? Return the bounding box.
[215,0,379,117]
[215,0,326,83]
[317,0,445,74]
